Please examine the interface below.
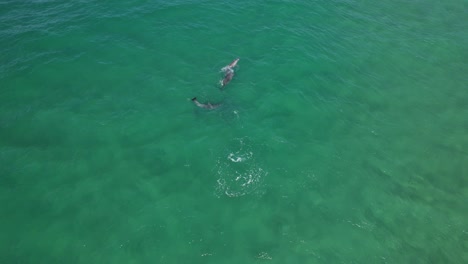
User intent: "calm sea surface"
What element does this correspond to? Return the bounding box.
[1,0,467,263]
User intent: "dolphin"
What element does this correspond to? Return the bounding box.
[221,68,234,87]
[191,97,221,110]
[220,58,239,87]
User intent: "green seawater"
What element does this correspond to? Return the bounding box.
[1,0,467,263]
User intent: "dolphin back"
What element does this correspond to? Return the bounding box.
[222,70,234,87]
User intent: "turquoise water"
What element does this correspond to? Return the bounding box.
[1,0,467,263]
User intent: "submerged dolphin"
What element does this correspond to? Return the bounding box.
[191,97,221,110]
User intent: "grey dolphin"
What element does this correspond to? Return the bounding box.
[191,97,221,110]
[220,58,239,88]
[221,68,234,87]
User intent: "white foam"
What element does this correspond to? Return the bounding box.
[214,137,267,197]
[227,151,252,163]
[215,156,266,197]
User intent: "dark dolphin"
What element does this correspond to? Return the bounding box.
[220,58,239,88]
[221,69,234,87]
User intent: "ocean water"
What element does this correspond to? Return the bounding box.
[1,0,467,263]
